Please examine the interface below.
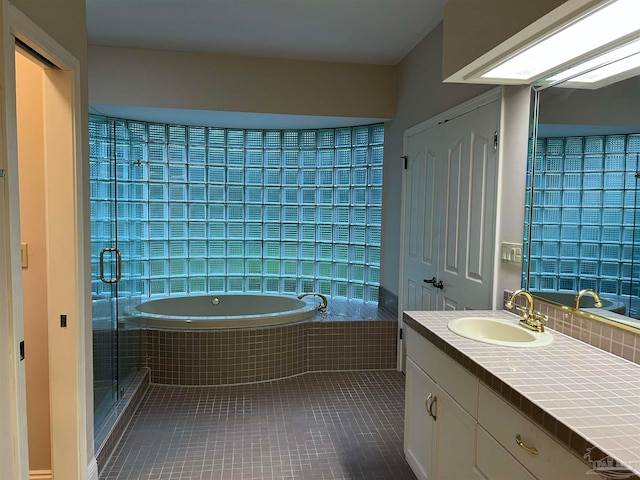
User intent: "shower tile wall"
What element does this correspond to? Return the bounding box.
[526,134,640,308]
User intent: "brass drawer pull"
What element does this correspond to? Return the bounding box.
[515,434,539,455]
[430,395,437,421]
[425,393,437,421]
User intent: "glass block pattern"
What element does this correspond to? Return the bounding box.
[90,116,384,303]
[90,117,147,300]
[525,134,640,298]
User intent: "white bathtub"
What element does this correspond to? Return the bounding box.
[129,294,319,329]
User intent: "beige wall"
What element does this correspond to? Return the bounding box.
[539,76,640,128]
[442,0,568,80]
[16,49,51,473]
[381,23,492,296]
[88,46,398,120]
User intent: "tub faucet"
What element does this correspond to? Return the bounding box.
[298,292,328,313]
[505,289,547,333]
[574,289,603,309]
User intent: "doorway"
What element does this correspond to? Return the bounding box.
[398,90,501,369]
[0,4,90,479]
[15,45,53,480]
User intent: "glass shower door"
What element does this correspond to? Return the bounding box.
[114,119,145,395]
[90,116,145,432]
[90,116,118,428]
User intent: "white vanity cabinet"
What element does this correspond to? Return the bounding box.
[477,384,593,480]
[405,325,595,480]
[404,327,483,480]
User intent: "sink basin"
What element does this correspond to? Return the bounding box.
[447,317,553,348]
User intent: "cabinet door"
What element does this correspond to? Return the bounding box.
[405,357,437,480]
[433,384,485,480]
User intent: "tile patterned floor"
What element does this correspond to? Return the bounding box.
[100,371,416,480]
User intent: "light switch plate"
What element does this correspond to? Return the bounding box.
[21,243,28,269]
[500,242,522,265]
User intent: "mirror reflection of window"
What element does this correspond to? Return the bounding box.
[524,44,640,325]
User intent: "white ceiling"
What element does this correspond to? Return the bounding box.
[86,0,446,65]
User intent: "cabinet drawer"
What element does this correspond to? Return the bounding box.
[478,383,591,480]
[406,326,478,417]
[476,426,535,480]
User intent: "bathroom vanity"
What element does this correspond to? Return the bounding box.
[403,310,640,480]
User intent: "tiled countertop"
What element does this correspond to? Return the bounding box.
[404,310,640,476]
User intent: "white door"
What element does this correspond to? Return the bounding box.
[437,101,500,311]
[399,93,500,369]
[401,99,500,312]
[402,128,439,312]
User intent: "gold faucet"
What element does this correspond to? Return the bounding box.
[574,289,603,309]
[505,289,548,333]
[298,292,328,313]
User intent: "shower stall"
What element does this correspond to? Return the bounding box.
[90,116,145,432]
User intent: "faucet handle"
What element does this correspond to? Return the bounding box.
[532,311,548,324]
[514,305,529,317]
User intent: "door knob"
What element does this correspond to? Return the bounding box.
[423,277,444,290]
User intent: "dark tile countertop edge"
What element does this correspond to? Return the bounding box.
[403,314,640,480]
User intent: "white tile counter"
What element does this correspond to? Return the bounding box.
[404,310,640,476]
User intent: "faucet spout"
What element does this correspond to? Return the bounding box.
[505,289,534,318]
[298,292,328,313]
[574,289,603,309]
[505,289,547,333]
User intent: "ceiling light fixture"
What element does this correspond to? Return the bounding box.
[547,38,640,88]
[480,0,640,82]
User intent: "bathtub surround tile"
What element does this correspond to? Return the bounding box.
[143,320,397,386]
[100,371,416,480]
[308,321,397,371]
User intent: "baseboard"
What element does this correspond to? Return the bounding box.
[29,471,52,480]
[87,457,99,480]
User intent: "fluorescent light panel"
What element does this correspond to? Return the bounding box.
[548,38,640,84]
[481,0,640,81]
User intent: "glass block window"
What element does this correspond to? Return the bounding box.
[89,116,384,303]
[525,134,640,297]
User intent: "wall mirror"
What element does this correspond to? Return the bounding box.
[524,47,640,329]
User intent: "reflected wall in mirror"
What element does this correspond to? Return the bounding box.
[524,57,640,329]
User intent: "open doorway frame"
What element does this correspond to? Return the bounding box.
[0,2,91,479]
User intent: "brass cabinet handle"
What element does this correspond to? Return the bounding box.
[425,393,437,421]
[430,395,437,421]
[515,434,539,455]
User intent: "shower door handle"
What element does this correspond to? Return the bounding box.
[100,247,122,284]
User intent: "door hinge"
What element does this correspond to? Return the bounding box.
[399,328,403,340]
[401,155,408,169]
[493,131,498,151]
[0,169,5,178]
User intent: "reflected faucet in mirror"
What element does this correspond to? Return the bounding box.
[574,289,603,310]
